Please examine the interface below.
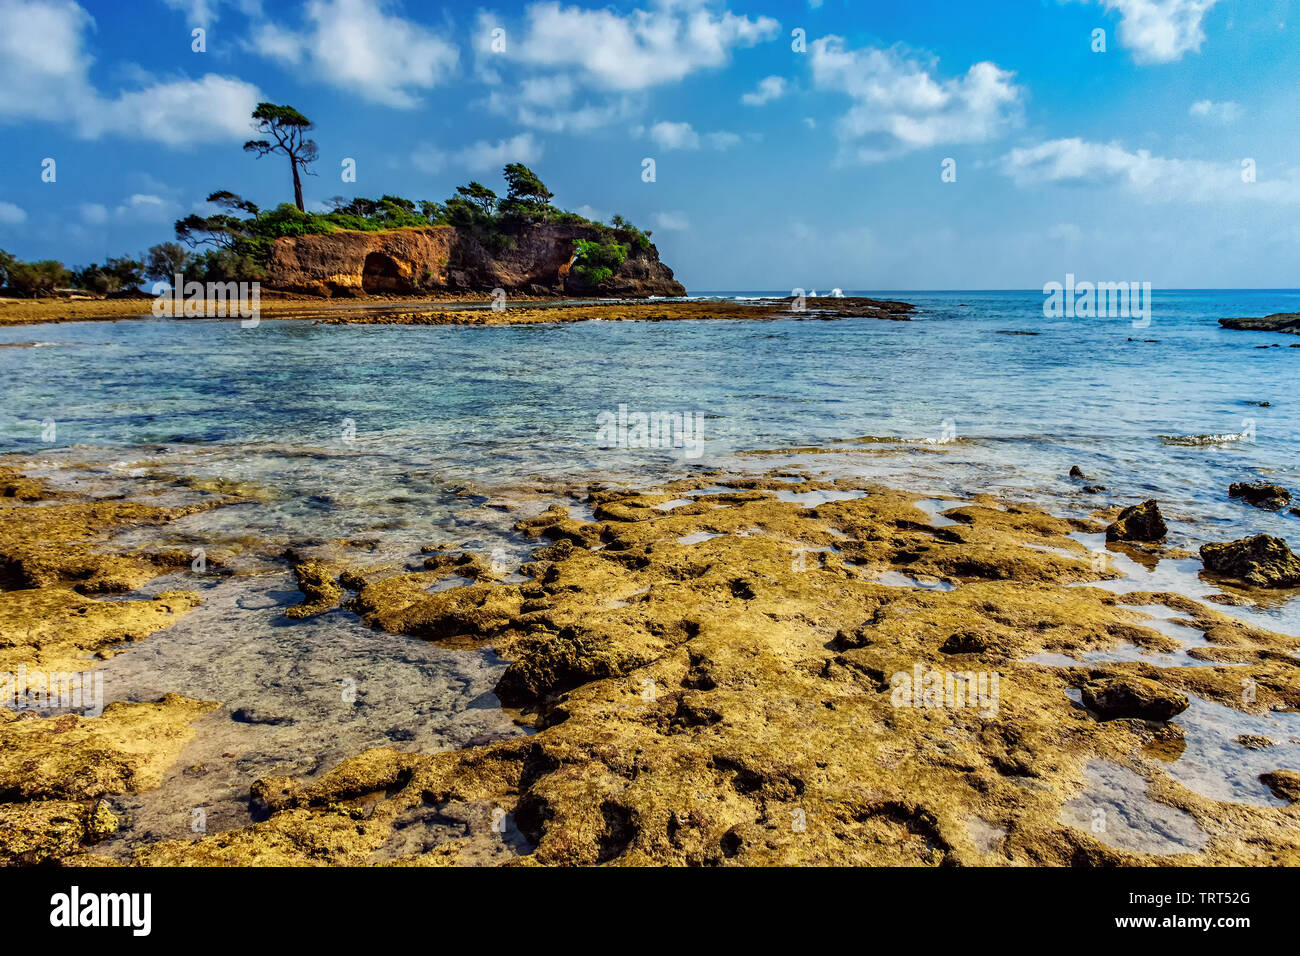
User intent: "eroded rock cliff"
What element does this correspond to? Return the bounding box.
[265,223,686,298]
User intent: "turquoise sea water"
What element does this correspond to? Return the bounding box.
[5,288,1300,847]
[3,289,1298,539]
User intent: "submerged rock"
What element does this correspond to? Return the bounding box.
[1105,500,1167,542]
[284,561,343,619]
[1229,482,1292,511]
[1199,534,1300,588]
[1080,675,1189,721]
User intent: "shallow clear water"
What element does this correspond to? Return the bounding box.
[5,290,1297,517]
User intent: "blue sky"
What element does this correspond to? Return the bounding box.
[0,0,1297,290]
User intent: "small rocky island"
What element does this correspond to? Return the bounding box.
[266,222,685,299]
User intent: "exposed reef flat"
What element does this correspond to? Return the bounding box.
[0,295,914,328]
[2,460,1297,866]
[314,297,917,327]
[1219,313,1300,335]
[0,292,562,327]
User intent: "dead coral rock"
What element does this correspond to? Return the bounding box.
[349,576,521,643]
[495,627,652,706]
[0,587,201,674]
[1229,482,1292,511]
[0,468,50,501]
[0,694,220,800]
[940,631,988,654]
[832,626,875,650]
[0,694,214,863]
[1080,675,1188,721]
[1199,534,1300,588]
[0,498,221,593]
[1105,500,1167,543]
[422,551,497,579]
[1260,770,1300,802]
[0,800,118,865]
[285,561,343,618]
[513,505,570,536]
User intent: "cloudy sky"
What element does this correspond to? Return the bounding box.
[0,0,1296,290]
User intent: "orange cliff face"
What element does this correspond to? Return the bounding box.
[264,223,687,298]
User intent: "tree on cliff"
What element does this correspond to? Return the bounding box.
[500,164,553,220]
[174,191,259,249]
[456,181,498,215]
[243,103,318,212]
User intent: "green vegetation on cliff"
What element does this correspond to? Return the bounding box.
[0,103,656,297]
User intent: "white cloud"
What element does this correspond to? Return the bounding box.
[84,74,264,144]
[117,194,173,220]
[412,132,543,174]
[653,211,690,231]
[742,75,787,106]
[0,0,261,144]
[649,121,700,150]
[810,36,1023,163]
[475,2,777,132]
[79,203,108,225]
[1047,222,1083,241]
[163,0,218,25]
[1002,138,1300,203]
[162,0,263,25]
[1189,98,1240,123]
[705,130,742,149]
[251,0,458,108]
[1098,0,1219,64]
[76,194,179,227]
[487,88,638,133]
[0,201,27,225]
[647,121,740,151]
[488,1,779,92]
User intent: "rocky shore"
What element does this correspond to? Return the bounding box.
[1,456,1298,866]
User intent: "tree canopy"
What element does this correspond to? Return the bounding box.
[243,102,318,212]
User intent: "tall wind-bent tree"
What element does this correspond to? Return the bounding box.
[243,103,318,212]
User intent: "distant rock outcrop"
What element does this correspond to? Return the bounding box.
[265,223,686,298]
[1219,313,1300,334]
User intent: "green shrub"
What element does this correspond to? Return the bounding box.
[0,251,72,297]
[571,239,628,287]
